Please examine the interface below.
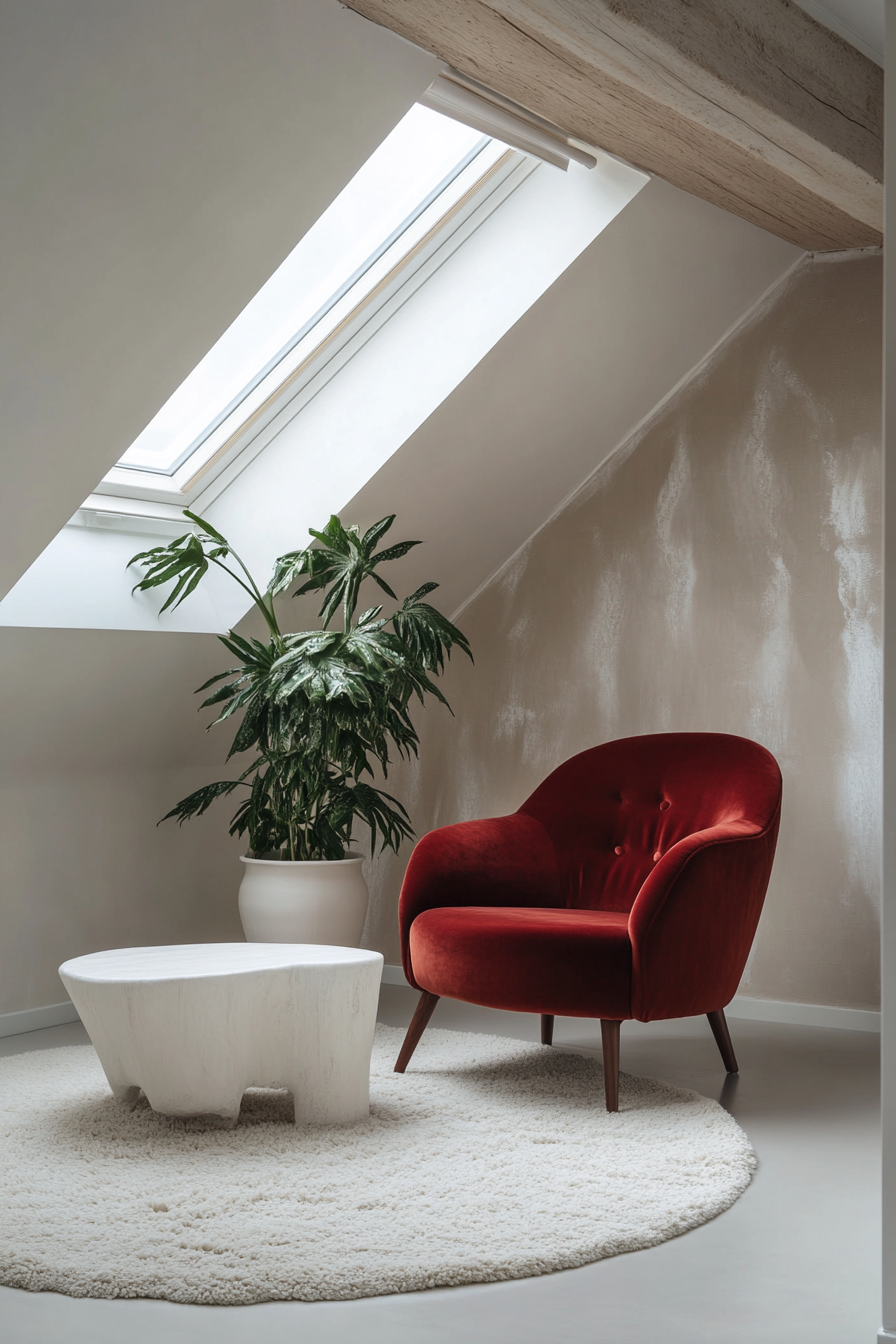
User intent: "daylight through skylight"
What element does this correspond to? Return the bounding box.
[115,107,505,482]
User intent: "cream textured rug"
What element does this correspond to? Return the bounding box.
[0,1025,755,1304]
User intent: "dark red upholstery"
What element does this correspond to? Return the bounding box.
[410,908,632,1019]
[399,733,781,1024]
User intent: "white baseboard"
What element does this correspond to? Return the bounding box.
[727,994,880,1033]
[0,1000,81,1039]
[379,966,880,1033]
[878,1329,896,1341]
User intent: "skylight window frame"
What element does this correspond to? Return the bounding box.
[95,140,533,511]
[126,135,495,483]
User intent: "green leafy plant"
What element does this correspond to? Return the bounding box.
[128,511,471,861]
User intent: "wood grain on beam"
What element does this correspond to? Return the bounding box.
[345,0,882,250]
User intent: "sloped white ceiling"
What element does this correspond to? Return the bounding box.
[0,0,437,601]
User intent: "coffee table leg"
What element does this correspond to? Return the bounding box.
[284,960,380,1125]
[69,978,248,1122]
[106,1075,141,1104]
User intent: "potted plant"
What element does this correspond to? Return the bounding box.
[128,510,471,946]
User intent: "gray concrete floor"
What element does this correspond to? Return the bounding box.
[0,984,880,1344]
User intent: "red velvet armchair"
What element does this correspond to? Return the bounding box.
[394,732,782,1111]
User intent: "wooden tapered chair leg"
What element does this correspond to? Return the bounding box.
[394,991,440,1073]
[541,1014,555,1046]
[707,1008,738,1073]
[600,1019,621,1113]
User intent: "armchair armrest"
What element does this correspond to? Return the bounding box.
[628,814,780,1021]
[398,813,562,990]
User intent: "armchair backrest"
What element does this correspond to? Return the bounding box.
[518,732,782,913]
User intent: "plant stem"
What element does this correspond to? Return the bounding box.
[208,556,281,642]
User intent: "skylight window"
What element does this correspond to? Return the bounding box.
[10,108,647,634]
[112,106,508,489]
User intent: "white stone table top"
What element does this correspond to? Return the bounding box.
[59,943,384,984]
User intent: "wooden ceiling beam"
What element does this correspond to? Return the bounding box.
[344,0,882,250]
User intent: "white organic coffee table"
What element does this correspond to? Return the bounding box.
[58,943,383,1125]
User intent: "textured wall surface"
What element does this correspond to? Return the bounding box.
[0,767,245,1014]
[367,255,883,1011]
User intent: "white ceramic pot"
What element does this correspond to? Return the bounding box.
[238,851,369,947]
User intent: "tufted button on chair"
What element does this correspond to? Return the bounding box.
[393,733,782,1111]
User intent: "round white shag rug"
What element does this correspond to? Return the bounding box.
[0,1025,755,1304]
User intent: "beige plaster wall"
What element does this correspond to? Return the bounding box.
[0,630,249,1015]
[366,255,883,1012]
[0,768,244,1015]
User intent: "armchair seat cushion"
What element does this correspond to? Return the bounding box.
[409,906,632,1020]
